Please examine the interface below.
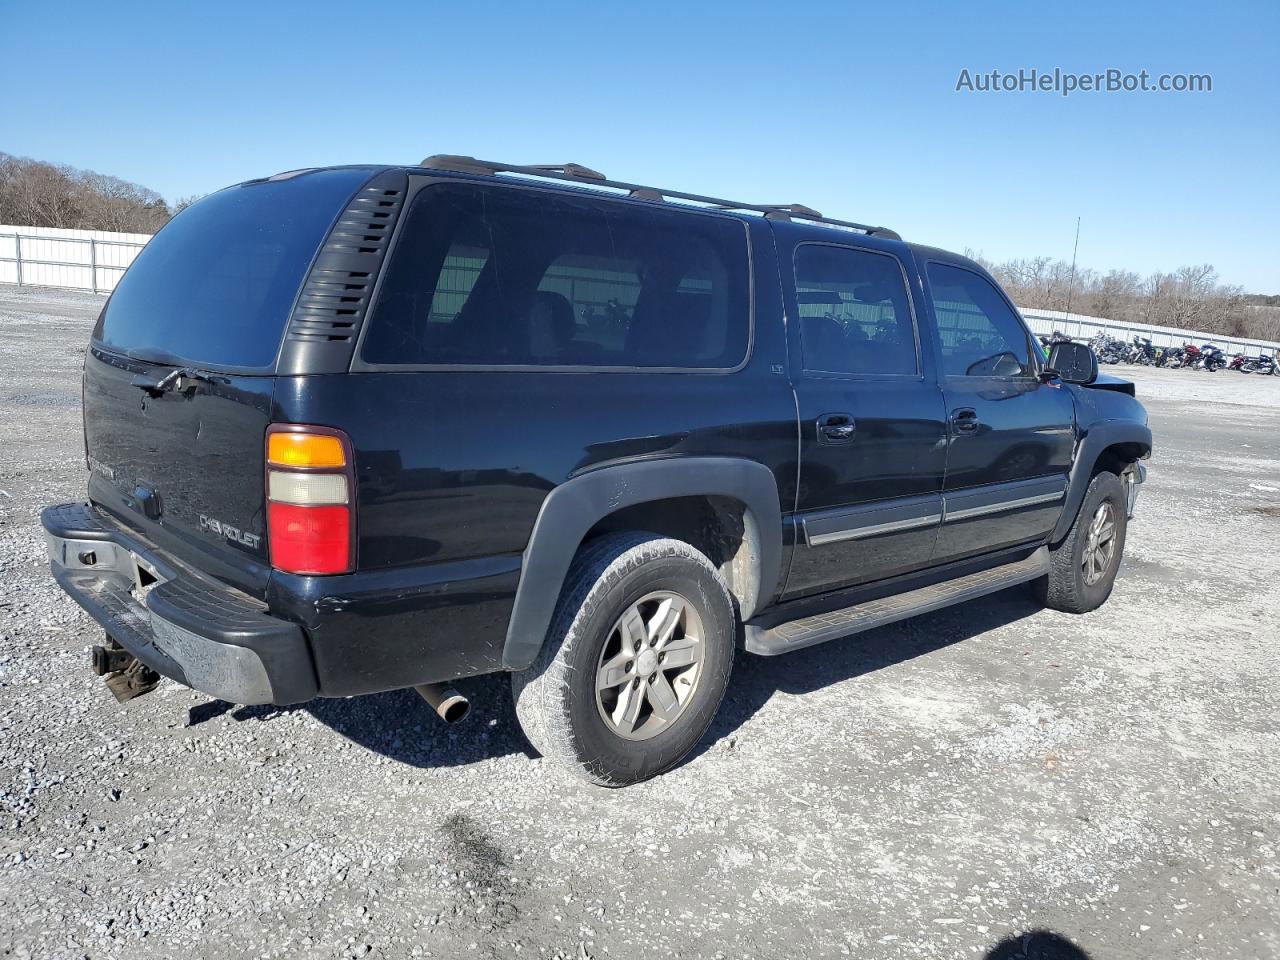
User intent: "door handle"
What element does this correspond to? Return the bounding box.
[816,413,856,444]
[950,407,979,435]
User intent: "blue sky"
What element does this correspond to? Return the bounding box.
[3,0,1276,291]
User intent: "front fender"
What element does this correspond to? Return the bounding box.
[502,457,783,671]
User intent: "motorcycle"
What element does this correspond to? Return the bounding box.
[1241,354,1278,375]
[1178,343,1203,370]
[1090,332,1126,364]
[1073,333,1275,376]
[1126,336,1156,366]
[1197,344,1226,372]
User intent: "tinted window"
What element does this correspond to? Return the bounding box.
[927,262,1033,377]
[794,245,917,375]
[361,183,750,368]
[97,168,368,368]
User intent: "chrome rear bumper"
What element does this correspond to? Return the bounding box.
[42,502,316,705]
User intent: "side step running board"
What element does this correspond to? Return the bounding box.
[744,547,1049,656]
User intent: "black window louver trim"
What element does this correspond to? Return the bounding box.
[277,170,408,374]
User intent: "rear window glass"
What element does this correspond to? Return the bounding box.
[96,168,369,368]
[360,182,751,368]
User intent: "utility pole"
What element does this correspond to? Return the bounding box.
[1064,216,1081,321]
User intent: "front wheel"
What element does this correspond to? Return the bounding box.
[511,533,735,786]
[1033,471,1128,614]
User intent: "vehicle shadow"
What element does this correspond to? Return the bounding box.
[187,673,530,770]
[187,586,1044,772]
[984,930,1092,959]
[685,585,1045,765]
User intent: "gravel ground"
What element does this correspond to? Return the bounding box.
[1,286,1277,960]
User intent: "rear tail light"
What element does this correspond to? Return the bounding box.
[266,425,355,575]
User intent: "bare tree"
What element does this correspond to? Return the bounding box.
[979,250,1270,342]
[1083,270,1141,320]
[0,151,176,233]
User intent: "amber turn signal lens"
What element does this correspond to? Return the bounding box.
[267,432,347,468]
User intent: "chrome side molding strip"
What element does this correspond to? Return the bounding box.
[943,490,1064,523]
[807,513,942,546]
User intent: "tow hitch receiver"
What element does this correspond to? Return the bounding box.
[92,636,161,703]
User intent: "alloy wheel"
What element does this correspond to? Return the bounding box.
[1082,501,1118,586]
[595,591,704,741]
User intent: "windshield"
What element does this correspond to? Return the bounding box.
[96,167,372,369]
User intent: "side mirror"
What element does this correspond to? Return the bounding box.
[1047,341,1099,384]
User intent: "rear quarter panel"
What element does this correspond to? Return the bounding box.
[274,367,797,573]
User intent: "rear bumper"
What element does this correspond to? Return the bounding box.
[42,502,317,705]
[43,501,518,703]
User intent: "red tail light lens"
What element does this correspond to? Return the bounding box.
[266,425,354,575]
[267,503,351,575]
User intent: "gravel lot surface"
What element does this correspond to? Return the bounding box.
[1,286,1277,960]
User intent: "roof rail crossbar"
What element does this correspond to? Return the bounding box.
[419,154,902,240]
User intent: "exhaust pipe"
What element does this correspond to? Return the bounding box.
[415,682,470,724]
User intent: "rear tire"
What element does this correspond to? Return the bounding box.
[511,532,735,786]
[1033,471,1128,614]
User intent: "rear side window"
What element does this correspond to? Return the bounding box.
[360,182,750,368]
[96,168,369,369]
[927,262,1033,378]
[793,244,918,375]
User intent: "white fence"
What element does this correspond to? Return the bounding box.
[1020,307,1280,357]
[1,222,1277,357]
[0,224,149,293]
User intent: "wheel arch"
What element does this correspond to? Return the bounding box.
[502,457,783,671]
[1052,421,1152,544]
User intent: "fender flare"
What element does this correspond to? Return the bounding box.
[502,457,783,671]
[1052,420,1152,542]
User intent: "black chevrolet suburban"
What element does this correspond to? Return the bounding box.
[42,155,1151,785]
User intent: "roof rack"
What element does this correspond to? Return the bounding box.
[420,155,902,241]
